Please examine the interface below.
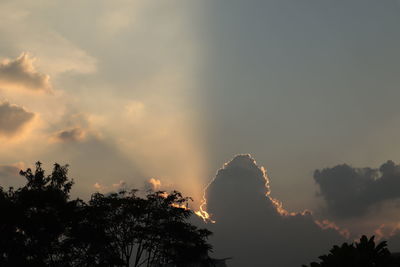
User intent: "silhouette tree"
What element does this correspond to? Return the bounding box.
[85,190,146,267]
[61,198,124,266]
[302,235,395,267]
[136,191,212,267]
[0,162,214,267]
[79,190,213,267]
[0,186,26,266]
[0,162,77,266]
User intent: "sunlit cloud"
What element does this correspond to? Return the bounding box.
[93,180,126,193]
[0,0,206,207]
[315,219,350,239]
[93,182,105,192]
[0,101,35,138]
[0,53,51,92]
[148,178,161,191]
[0,1,97,78]
[200,154,337,223]
[48,113,101,144]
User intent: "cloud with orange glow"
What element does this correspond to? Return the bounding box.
[93,180,126,193]
[0,101,35,138]
[48,113,101,144]
[198,154,345,267]
[0,53,51,92]
[148,178,162,191]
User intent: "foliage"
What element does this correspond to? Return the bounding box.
[0,162,75,266]
[0,162,213,267]
[302,235,397,267]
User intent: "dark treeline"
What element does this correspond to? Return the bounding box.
[303,235,400,267]
[0,162,213,267]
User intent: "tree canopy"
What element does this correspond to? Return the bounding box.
[303,235,400,267]
[0,162,213,267]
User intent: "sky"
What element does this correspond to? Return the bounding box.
[2,1,400,265]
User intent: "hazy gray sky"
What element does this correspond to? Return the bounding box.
[2,1,400,263]
[195,0,400,211]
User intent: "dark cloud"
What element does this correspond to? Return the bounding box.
[200,154,344,267]
[54,127,85,142]
[0,101,34,137]
[50,113,92,143]
[314,161,400,218]
[0,53,51,92]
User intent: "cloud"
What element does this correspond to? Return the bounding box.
[0,1,97,77]
[49,113,98,143]
[148,178,161,191]
[314,160,400,218]
[0,101,35,137]
[200,154,344,267]
[53,127,86,143]
[93,180,127,193]
[0,0,206,207]
[0,53,51,92]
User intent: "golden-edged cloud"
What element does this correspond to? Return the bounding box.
[0,53,51,92]
[198,154,400,265]
[200,154,345,266]
[0,101,35,138]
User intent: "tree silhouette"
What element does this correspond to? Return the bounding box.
[302,235,397,267]
[77,190,213,267]
[136,191,213,267]
[0,162,77,266]
[0,162,213,267]
[85,190,147,267]
[60,198,124,267]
